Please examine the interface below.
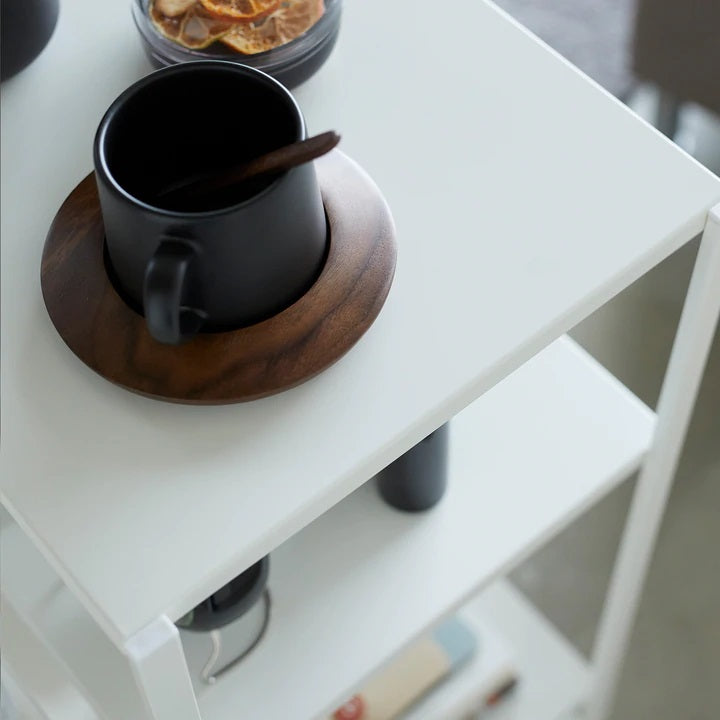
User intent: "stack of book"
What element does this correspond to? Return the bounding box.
[329,613,518,720]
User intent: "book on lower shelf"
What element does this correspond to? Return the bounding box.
[328,613,518,720]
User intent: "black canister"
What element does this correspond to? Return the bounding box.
[1,0,59,81]
[177,556,270,685]
[378,423,450,512]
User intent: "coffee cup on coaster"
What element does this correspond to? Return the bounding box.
[94,61,328,345]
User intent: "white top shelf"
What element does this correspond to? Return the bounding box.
[1,0,716,645]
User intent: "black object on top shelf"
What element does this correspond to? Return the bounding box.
[1,0,59,81]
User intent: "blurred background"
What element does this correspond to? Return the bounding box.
[491,1,720,718]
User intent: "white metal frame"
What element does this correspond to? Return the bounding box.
[587,204,720,720]
[124,618,201,720]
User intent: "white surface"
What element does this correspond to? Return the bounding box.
[1,514,148,720]
[1,669,46,720]
[586,205,720,720]
[471,582,589,720]
[125,618,202,720]
[2,0,718,645]
[1,338,651,720]
[1,603,98,720]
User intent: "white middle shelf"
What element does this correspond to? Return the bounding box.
[197,337,653,720]
[2,337,654,720]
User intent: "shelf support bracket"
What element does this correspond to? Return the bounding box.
[586,203,720,720]
[125,616,202,720]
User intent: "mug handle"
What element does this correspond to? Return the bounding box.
[143,238,206,345]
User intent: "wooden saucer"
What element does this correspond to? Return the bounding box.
[41,151,397,404]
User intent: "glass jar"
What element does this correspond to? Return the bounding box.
[132,0,342,88]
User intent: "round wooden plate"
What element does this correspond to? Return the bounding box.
[41,150,397,404]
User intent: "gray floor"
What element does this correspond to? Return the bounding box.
[510,104,720,719]
[494,0,635,99]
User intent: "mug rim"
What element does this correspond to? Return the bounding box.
[93,61,306,219]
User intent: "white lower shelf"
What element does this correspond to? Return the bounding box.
[1,337,652,720]
[470,581,588,720]
[404,580,588,720]
[402,594,517,720]
[1,578,589,720]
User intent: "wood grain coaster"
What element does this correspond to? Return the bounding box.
[41,151,397,404]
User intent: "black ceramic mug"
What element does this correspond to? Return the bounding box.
[94,61,327,345]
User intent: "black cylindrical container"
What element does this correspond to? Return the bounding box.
[177,556,271,684]
[378,423,450,512]
[177,556,269,632]
[1,0,59,81]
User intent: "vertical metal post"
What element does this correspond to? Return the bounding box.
[125,616,202,720]
[586,204,720,720]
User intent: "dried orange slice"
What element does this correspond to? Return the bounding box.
[150,0,235,48]
[154,0,195,17]
[199,0,280,23]
[220,0,324,54]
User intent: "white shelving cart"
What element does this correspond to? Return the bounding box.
[2,1,719,719]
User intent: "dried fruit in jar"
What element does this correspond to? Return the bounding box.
[150,0,236,48]
[221,0,325,54]
[148,0,325,54]
[154,0,195,16]
[199,0,281,23]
